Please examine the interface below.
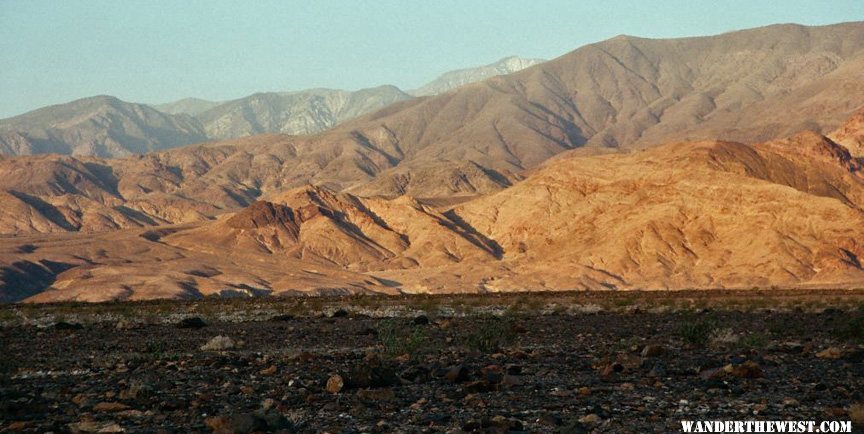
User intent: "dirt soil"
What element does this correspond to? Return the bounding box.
[1,291,863,433]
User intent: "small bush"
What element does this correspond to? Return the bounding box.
[833,304,864,343]
[709,328,740,347]
[677,318,716,347]
[738,332,769,349]
[766,315,808,337]
[377,319,428,358]
[613,297,636,308]
[463,316,516,353]
[415,298,444,318]
[145,341,166,357]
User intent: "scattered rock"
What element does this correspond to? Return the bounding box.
[410,397,427,410]
[700,360,762,380]
[344,364,399,389]
[849,403,864,424]
[641,344,666,357]
[500,374,521,388]
[205,413,261,434]
[118,384,149,400]
[177,317,207,329]
[463,380,495,393]
[729,360,763,379]
[444,365,470,383]
[601,362,624,377]
[538,413,562,426]
[825,407,847,418]
[511,322,528,334]
[699,367,725,380]
[648,364,667,378]
[204,409,293,434]
[5,421,29,431]
[326,374,344,394]
[783,397,800,408]
[68,421,124,433]
[115,320,136,330]
[558,420,590,434]
[357,388,396,401]
[201,336,235,351]
[93,402,130,412]
[816,347,843,359]
[72,393,89,406]
[579,413,601,424]
[463,415,524,433]
[295,351,315,362]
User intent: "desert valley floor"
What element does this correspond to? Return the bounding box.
[1,291,863,433]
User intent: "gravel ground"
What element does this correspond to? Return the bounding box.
[1,296,863,433]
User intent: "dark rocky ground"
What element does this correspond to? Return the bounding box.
[1,291,863,433]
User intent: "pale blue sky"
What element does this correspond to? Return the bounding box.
[0,0,861,118]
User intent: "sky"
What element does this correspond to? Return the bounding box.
[0,0,861,118]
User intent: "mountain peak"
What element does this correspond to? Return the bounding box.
[0,95,208,157]
[410,55,546,96]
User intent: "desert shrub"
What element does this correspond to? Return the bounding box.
[376,319,428,358]
[766,315,809,337]
[416,296,442,316]
[709,327,740,347]
[462,316,516,353]
[613,297,636,308]
[833,304,864,343]
[738,332,769,349]
[348,294,375,308]
[507,295,545,313]
[144,341,167,358]
[677,318,716,347]
[613,336,642,352]
[0,308,18,325]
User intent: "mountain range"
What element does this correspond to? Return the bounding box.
[4,107,862,302]
[0,56,543,158]
[2,22,864,302]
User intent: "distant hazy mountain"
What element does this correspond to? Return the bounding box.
[154,98,220,116]
[410,56,546,96]
[0,56,543,157]
[0,96,208,157]
[196,86,412,140]
[153,59,546,140]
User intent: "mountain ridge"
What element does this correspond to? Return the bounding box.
[0,56,546,158]
[409,55,545,96]
[1,22,863,240]
[0,96,209,157]
[3,109,863,302]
